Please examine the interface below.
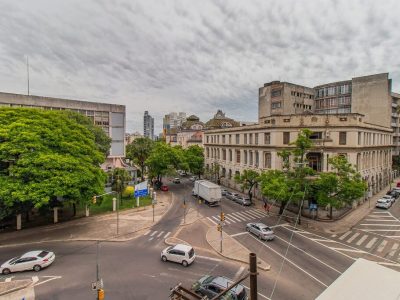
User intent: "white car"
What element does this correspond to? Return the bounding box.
[381,194,395,204]
[161,244,195,267]
[0,250,55,275]
[246,223,275,241]
[376,198,392,209]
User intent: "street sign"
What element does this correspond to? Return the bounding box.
[309,203,318,211]
[134,181,148,197]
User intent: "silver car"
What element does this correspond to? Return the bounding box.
[246,223,274,241]
[0,250,55,275]
[234,196,251,206]
[226,192,239,201]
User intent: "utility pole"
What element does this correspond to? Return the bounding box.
[95,241,104,300]
[249,253,258,300]
[219,211,225,253]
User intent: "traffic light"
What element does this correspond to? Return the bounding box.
[217,224,222,232]
[92,196,97,204]
[98,288,104,300]
[220,212,225,222]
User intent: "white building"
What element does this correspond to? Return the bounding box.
[143,111,154,140]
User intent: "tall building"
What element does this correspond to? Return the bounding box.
[0,92,126,170]
[163,112,187,131]
[143,111,154,140]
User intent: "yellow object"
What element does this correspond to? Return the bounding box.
[122,186,134,197]
[98,289,104,300]
[217,224,222,232]
[220,212,225,222]
[92,196,97,204]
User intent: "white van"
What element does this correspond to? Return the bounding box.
[161,244,195,267]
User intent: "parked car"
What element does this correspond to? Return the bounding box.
[173,178,181,184]
[234,196,251,206]
[189,176,199,182]
[192,275,247,300]
[161,185,169,192]
[226,191,239,201]
[161,244,195,267]
[388,189,400,199]
[375,198,392,209]
[221,189,228,196]
[397,182,400,188]
[381,194,395,204]
[246,223,275,241]
[0,250,55,275]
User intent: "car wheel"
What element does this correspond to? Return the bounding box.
[33,265,41,272]
[182,260,188,267]
[2,268,10,275]
[162,256,167,262]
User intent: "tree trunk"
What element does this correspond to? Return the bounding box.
[279,202,286,215]
[141,163,145,181]
[73,203,76,217]
[330,206,333,219]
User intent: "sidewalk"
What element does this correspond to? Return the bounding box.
[0,192,173,247]
[253,182,394,235]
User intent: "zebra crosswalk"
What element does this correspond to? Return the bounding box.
[206,208,268,225]
[143,230,172,242]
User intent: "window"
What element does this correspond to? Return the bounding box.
[271,102,282,109]
[339,132,347,145]
[249,134,253,144]
[264,152,271,168]
[264,133,270,145]
[283,132,290,144]
[249,151,253,165]
[236,134,240,144]
[222,135,225,144]
[255,133,258,145]
[271,89,282,97]
[309,132,322,139]
[229,150,232,161]
[244,150,248,164]
[358,132,361,145]
[229,135,232,144]
[236,150,241,163]
[222,149,226,160]
[255,151,259,166]
[206,148,209,158]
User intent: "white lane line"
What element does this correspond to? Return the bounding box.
[231,232,248,237]
[143,230,151,236]
[227,214,242,222]
[196,255,222,262]
[34,276,62,287]
[248,209,267,218]
[378,262,400,267]
[207,217,217,225]
[311,239,338,243]
[150,231,158,237]
[5,277,12,282]
[148,237,154,241]
[366,237,378,249]
[365,219,399,222]
[330,248,366,253]
[157,231,164,238]
[212,216,220,222]
[339,231,352,240]
[240,211,258,219]
[224,219,231,225]
[234,212,251,221]
[359,224,400,227]
[377,240,388,252]
[385,235,400,238]
[274,235,342,274]
[331,234,337,238]
[371,212,391,214]
[347,233,360,243]
[248,234,328,287]
[233,266,246,281]
[356,235,369,246]
[224,215,236,223]
[164,232,171,238]
[389,243,399,257]
[232,212,249,221]
[364,229,400,232]
[243,210,261,219]
[32,276,39,283]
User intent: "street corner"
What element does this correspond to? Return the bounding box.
[180,208,203,226]
[205,227,271,272]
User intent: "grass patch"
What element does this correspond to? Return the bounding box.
[89,194,152,215]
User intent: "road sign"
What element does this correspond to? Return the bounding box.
[134,181,148,197]
[309,203,318,211]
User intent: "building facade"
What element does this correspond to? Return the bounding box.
[0,92,126,170]
[163,112,187,131]
[143,111,154,140]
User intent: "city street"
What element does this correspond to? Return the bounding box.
[1,178,400,299]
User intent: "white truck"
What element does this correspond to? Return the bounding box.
[192,180,222,206]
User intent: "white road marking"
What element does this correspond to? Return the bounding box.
[34,276,62,287]
[331,234,337,238]
[371,211,390,214]
[241,211,260,219]
[339,231,352,240]
[5,277,12,282]
[143,230,151,236]
[148,237,154,241]
[207,217,217,225]
[347,233,360,243]
[164,232,171,238]
[227,214,241,222]
[32,276,39,283]
[225,215,236,223]
[330,248,366,253]
[274,235,342,274]
[364,219,399,222]
[378,262,400,267]
[242,284,271,299]
[248,235,328,287]
[376,240,388,252]
[311,239,337,242]
[196,255,221,262]
[247,210,265,218]
[366,237,378,249]
[231,212,248,221]
[224,219,231,225]
[231,232,248,237]
[150,231,158,237]
[389,243,399,256]
[356,235,369,246]
[157,231,164,237]
[212,216,220,222]
[363,229,400,232]
[359,224,400,227]
[233,266,246,280]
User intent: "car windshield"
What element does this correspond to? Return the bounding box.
[9,257,19,264]
[377,199,386,203]
[188,248,194,258]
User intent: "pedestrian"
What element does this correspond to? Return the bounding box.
[266,203,270,215]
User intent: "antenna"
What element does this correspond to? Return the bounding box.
[26,56,30,95]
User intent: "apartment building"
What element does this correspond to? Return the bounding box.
[163,112,187,131]
[0,92,126,170]
[143,111,154,140]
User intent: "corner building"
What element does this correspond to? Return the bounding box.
[205,73,396,196]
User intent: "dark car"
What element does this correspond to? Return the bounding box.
[234,196,251,206]
[226,192,239,201]
[387,190,400,199]
[192,275,247,300]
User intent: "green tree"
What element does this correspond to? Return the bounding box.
[184,145,204,178]
[109,168,131,204]
[0,108,108,220]
[315,155,366,219]
[126,137,154,181]
[234,169,260,204]
[146,142,183,185]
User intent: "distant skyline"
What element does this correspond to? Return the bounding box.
[1,0,400,133]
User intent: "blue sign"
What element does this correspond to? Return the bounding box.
[134,189,148,197]
[309,203,318,211]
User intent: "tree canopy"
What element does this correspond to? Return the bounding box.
[126,137,154,181]
[0,108,108,218]
[183,145,204,178]
[234,169,260,204]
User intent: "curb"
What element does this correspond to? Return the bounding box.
[205,227,270,271]
[164,237,190,246]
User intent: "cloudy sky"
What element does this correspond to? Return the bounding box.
[1,0,399,133]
